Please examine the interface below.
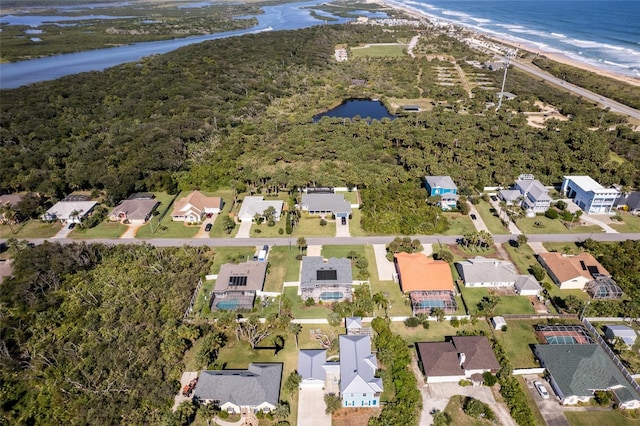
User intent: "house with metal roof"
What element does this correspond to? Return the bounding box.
[339,335,383,407]
[237,196,283,223]
[193,363,283,413]
[42,200,98,224]
[298,349,329,388]
[561,176,619,214]
[533,344,640,408]
[416,336,500,383]
[498,189,522,205]
[424,176,459,210]
[301,193,351,218]
[455,256,517,288]
[300,257,353,303]
[108,198,159,224]
[604,325,637,348]
[515,177,552,213]
[210,261,267,311]
[537,252,611,290]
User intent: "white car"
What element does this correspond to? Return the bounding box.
[534,381,550,399]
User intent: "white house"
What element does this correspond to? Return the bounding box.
[170,191,223,223]
[455,256,517,288]
[339,335,383,407]
[514,177,552,213]
[514,275,542,296]
[604,325,637,348]
[561,176,619,214]
[238,196,283,223]
[298,349,328,388]
[42,201,97,223]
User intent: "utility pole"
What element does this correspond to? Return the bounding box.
[497,49,516,111]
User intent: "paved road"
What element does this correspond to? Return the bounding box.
[511,60,640,121]
[8,232,638,248]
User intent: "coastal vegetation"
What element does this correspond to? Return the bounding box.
[0,242,213,424]
[2,24,639,234]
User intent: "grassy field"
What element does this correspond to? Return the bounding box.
[542,242,581,254]
[284,286,334,319]
[610,213,640,233]
[0,220,62,238]
[340,190,359,204]
[264,246,301,292]
[460,287,535,315]
[565,411,640,426]
[389,319,491,344]
[516,215,603,234]
[292,214,336,237]
[493,320,540,368]
[70,221,127,239]
[210,246,257,274]
[348,209,370,236]
[503,243,539,275]
[441,213,477,235]
[207,189,239,238]
[350,44,407,58]
[474,200,510,235]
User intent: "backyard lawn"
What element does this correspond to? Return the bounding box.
[564,411,640,426]
[493,320,540,368]
[285,286,334,319]
[460,287,535,315]
[389,320,491,344]
[474,200,510,235]
[340,190,359,204]
[263,246,301,292]
[70,221,127,239]
[0,220,62,238]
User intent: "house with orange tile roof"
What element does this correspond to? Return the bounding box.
[394,252,457,315]
[537,252,611,290]
[170,191,223,223]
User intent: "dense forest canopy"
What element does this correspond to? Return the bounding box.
[0,242,212,424]
[1,24,639,210]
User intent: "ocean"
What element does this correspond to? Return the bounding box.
[390,0,640,78]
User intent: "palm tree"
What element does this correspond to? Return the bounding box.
[297,237,307,255]
[432,307,446,322]
[372,292,389,317]
[289,322,302,348]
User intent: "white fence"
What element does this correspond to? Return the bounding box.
[512,368,545,376]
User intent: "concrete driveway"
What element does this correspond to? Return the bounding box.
[522,376,568,426]
[120,222,143,238]
[298,387,331,426]
[52,222,75,239]
[172,371,198,411]
[372,244,396,281]
[235,220,252,238]
[194,214,218,238]
[335,218,350,237]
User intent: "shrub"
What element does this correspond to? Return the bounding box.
[482,372,498,386]
[594,390,612,406]
[267,220,276,227]
[254,228,262,234]
[304,297,315,307]
[278,228,284,235]
[422,320,430,329]
[501,325,508,332]
[319,218,327,226]
[545,209,559,219]
[450,318,460,328]
[458,379,472,387]
[404,317,421,328]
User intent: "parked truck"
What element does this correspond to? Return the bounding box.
[182,378,198,397]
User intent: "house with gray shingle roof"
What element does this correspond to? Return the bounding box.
[210,261,267,311]
[455,256,517,288]
[339,335,383,407]
[533,344,640,408]
[193,363,283,413]
[300,257,353,303]
[515,177,552,213]
[109,198,159,224]
[514,275,542,296]
[301,193,351,218]
[238,196,283,223]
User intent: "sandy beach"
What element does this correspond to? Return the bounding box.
[380,0,640,87]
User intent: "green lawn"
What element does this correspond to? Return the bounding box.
[389,320,491,344]
[210,246,257,274]
[460,287,535,315]
[191,279,217,319]
[542,242,580,254]
[443,395,496,426]
[208,189,239,238]
[350,44,407,58]
[292,214,336,237]
[565,411,640,426]
[321,245,366,259]
[264,246,301,292]
[348,209,370,236]
[340,190,359,204]
[474,200,510,234]
[0,220,63,238]
[516,215,603,234]
[502,243,539,275]
[610,213,640,233]
[441,213,477,235]
[363,244,413,317]
[70,221,127,239]
[493,320,540,368]
[250,220,287,237]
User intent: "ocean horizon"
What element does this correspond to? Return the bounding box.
[389,0,640,79]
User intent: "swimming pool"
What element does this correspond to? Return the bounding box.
[320,291,344,301]
[216,300,240,310]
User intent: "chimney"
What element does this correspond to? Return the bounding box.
[458,352,466,367]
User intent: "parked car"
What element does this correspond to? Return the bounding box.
[490,195,498,202]
[68,223,76,229]
[204,223,212,232]
[534,381,550,399]
[341,216,347,225]
[470,214,477,220]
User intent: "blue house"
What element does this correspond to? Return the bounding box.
[425,176,458,210]
[339,335,383,407]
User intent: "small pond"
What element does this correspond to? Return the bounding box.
[313,99,396,122]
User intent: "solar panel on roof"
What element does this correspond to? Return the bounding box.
[580,261,587,271]
[587,265,599,275]
[317,269,337,281]
[228,276,247,286]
